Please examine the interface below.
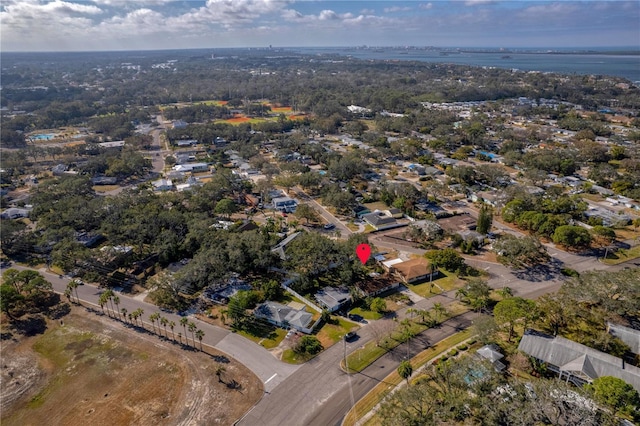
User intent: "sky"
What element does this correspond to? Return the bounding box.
[1,0,639,52]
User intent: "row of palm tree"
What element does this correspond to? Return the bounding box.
[68,285,207,351]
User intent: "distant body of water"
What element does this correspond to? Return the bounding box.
[290,47,640,83]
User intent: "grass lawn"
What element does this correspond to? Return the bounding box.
[343,330,472,426]
[316,318,360,348]
[363,201,389,211]
[281,348,316,364]
[345,304,471,373]
[348,307,383,321]
[346,222,360,232]
[408,270,464,298]
[602,244,640,265]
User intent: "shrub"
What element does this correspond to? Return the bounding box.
[448,349,458,357]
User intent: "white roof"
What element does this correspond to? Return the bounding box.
[382,258,404,269]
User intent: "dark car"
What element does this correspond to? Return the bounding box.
[344,331,357,341]
[323,223,336,230]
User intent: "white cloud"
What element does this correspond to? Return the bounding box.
[360,8,375,15]
[383,6,412,13]
[464,0,496,6]
[419,3,433,10]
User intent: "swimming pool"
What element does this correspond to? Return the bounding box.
[31,133,57,140]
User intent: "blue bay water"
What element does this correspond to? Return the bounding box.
[289,47,640,83]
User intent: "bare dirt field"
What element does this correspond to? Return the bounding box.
[1,308,262,426]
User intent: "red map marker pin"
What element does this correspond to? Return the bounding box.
[356,243,371,265]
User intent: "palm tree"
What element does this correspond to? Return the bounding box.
[169,321,176,340]
[128,313,133,324]
[195,329,205,351]
[188,322,197,347]
[180,317,188,342]
[121,308,128,323]
[178,332,183,344]
[398,360,413,386]
[160,317,169,338]
[105,290,116,316]
[65,282,77,304]
[113,295,121,320]
[498,287,513,298]
[433,303,447,322]
[98,293,108,315]
[215,365,226,383]
[134,308,144,328]
[149,313,159,334]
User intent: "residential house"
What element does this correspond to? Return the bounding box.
[315,287,352,313]
[351,205,371,218]
[607,322,640,356]
[172,163,209,173]
[271,232,301,260]
[152,178,173,192]
[1,207,31,219]
[254,301,314,333]
[390,258,437,284]
[91,176,118,185]
[437,213,477,234]
[98,140,125,149]
[383,208,404,219]
[476,344,507,372]
[355,274,400,297]
[362,210,399,231]
[518,329,640,393]
[272,196,298,213]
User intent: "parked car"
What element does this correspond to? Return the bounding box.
[323,223,336,230]
[344,331,357,341]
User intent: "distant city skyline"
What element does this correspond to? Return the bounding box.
[1,1,639,52]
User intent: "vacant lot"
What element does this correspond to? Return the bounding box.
[1,308,262,426]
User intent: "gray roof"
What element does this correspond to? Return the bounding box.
[518,330,640,392]
[254,301,313,331]
[477,344,504,363]
[608,322,640,355]
[315,287,351,311]
[362,211,397,227]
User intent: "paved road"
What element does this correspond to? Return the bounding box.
[238,311,481,426]
[6,265,299,392]
[293,187,352,239]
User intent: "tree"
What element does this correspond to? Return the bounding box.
[160,316,169,337]
[398,360,413,385]
[425,248,465,273]
[591,226,616,259]
[456,278,491,312]
[112,295,121,320]
[294,203,320,224]
[214,198,237,219]
[432,302,447,321]
[169,320,176,340]
[552,225,592,249]
[294,335,323,355]
[493,297,538,341]
[196,329,205,351]
[180,317,189,342]
[476,204,493,234]
[370,297,387,313]
[121,308,128,324]
[0,284,23,319]
[188,321,197,346]
[492,234,549,269]
[587,376,640,419]
[215,365,226,383]
[149,312,160,334]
